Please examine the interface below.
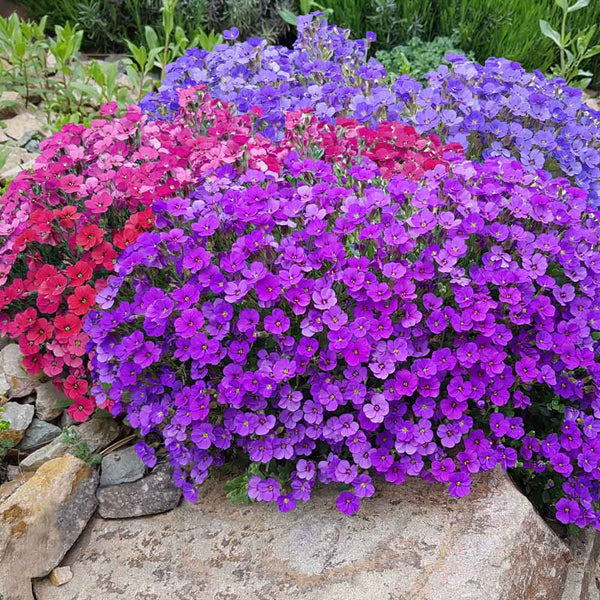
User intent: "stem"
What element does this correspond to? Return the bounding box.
[22,59,29,108]
[560,6,568,77]
[162,32,170,81]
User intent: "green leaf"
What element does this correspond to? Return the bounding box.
[568,0,590,12]
[278,7,299,26]
[52,397,74,411]
[584,45,600,59]
[144,25,160,51]
[555,0,569,10]
[539,20,562,47]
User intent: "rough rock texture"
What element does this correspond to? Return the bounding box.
[562,529,600,600]
[0,372,9,397]
[96,463,180,518]
[34,381,69,422]
[99,446,146,487]
[0,401,34,445]
[0,472,34,504]
[0,455,98,600]
[35,469,569,600]
[17,418,61,453]
[0,146,38,182]
[2,111,44,141]
[21,417,120,470]
[0,90,24,119]
[0,344,37,398]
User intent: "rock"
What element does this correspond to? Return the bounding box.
[0,90,24,119]
[562,529,600,600]
[583,91,600,113]
[2,111,45,141]
[21,417,120,471]
[97,463,180,518]
[0,472,34,504]
[0,148,39,182]
[0,343,37,398]
[5,465,22,481]
[0,401,34,445]
[0,372,9,397]
[35,381,68,422]
[23,137,40,153]
[0,455,98,600]
[49,566,73,587]
[99,445,145,487]
[60,411,77,428]
[0,336,10,352]
[35,469,570,600]
[18,418,61,453]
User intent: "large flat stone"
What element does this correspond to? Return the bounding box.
[34,469,570,600]
[0,455,98,600]
[562,529,600,600]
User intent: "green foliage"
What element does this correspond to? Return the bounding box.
[0,4,210,132]
[0,407,14,463]
[279,1,334,28]
[375,34,471,81]
[539,0,600,88]
[437,0,600,85]
[366,0,435,50]
[60,428,102,465]
[0,13,133,129]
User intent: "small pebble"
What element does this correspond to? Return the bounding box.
[49,566,73,587]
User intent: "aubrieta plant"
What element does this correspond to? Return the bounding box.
[141,14,600,207]
[85,88,600,527]
[0,104,157,421]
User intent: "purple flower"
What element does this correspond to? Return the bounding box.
[336,491,360,515]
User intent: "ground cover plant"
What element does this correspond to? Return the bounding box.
[142,15,600,207]
[79,84,600,529]
[2,13,600,532]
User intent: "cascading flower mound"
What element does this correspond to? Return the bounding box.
[142,14,600,207]
[86,90,600,526]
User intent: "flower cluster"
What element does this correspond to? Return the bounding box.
[0,106,158,419]
[0,93,290,420]
[87,94,600,526]
[142,14,600,207]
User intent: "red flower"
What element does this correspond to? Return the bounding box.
[54,313,82,343]
[26,318,54,344]
[42,352,64,377]
[57,206,82,230]
[67,285,96,315]
[67,395,95,422]
[19,336,40,356]
[76,224,104,250]
[36,294,61,315]
[13,307,38,334]
[38,273,68,298]
[66,261,93,287]
[63,374,89,398]
[22,352,43,374]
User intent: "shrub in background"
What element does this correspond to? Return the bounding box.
[87,88,600,527]
[375,34,470,81]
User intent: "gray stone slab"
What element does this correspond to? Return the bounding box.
[34,469,570,600]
